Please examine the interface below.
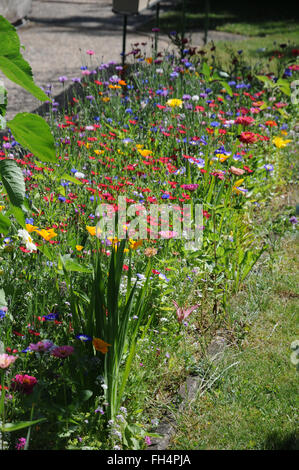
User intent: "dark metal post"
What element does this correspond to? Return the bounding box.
[204,0,210,45]
[181,0,186,59]
[122,14,127,68]
[154,2,160,57]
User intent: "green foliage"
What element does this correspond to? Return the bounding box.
[0,15,48,102]
[0,159,25,208]
[8,113,57,163]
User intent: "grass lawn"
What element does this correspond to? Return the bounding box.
[169,232,299,450]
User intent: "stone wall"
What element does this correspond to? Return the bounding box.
[0,0,32,24]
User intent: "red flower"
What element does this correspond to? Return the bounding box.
[239,132,258,144]
[235,116,254,126]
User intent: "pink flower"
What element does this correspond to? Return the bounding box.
[0,353,18,369]
[86,49,95,55]
[12,374,37,395]
[180,184,199,191]
[145,436,152,446]
[51,345,74,358]
[172,300,199,323]
[15,437,26,450]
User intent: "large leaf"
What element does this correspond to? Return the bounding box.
[8,113,56,163]
[0,212,11,234]
[0,159,25,208]
[0,16,48,102]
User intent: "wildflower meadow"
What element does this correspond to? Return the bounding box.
[0,11,298,451]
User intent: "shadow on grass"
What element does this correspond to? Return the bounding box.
[140,0,299,36]
[263,430,299,450]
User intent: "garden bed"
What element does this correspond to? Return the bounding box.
[0,25,298,450]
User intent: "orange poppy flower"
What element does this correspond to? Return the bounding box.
[92,337,111,354]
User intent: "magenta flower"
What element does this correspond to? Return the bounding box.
[86,49,95,55]
[15,437,27,450]
[51,345,74,358]
[12,374,37,395]
[180,184,199,191]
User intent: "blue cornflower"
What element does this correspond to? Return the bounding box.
[0,309,7,319]
[75,334,92,342]
[43,313,58,321]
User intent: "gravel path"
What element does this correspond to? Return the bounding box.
[2,0,247,120]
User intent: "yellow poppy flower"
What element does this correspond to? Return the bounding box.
[216,153,230,162]
[138,149,153,157]
[35,228,57,241]
[76,245,84,251]
[26,224,40,233]
[129,239,143,250]
[166,99,183,108]
[272,137,291,149]
[86,225,96,236]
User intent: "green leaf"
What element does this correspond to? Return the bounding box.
[1,417,46,432]
[59,255,93,273]
[0,288,7,307]
[37,243,55,262]
[256,75,275,89]
[0,16,48,102]
[220,81,233,97]
[10,204,25,228]
[61,174,83,185]
[78,390,93,402]
[202,61,211,80]
[276,79,291,97]
[0,212,11,234]
[0,159,25,208]
[8,113,56,163]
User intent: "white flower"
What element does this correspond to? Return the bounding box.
[192,95,199,101]
[17,229,37,252]
[74,171,85,179]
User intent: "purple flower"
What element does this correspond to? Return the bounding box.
[263,164,274,172]
[289,216,298,225]
[59,76,68,83]
[29,340,54,353]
